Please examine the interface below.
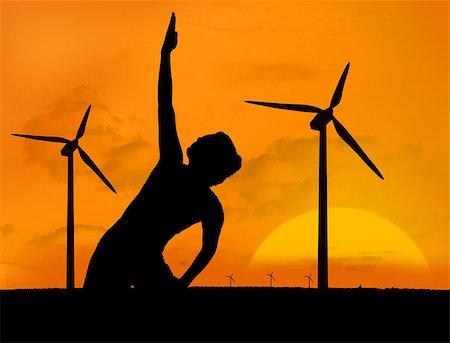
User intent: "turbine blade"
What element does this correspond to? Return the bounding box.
[245,101,321,113]
[332,117,384,180]
[11,134,69,143]
[78,146,117,193]
[76,105,91,139]
[330,62,350,108]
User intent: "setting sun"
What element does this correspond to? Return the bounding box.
[250,207,430,288]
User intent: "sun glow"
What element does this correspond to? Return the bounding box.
[250,207,429,269]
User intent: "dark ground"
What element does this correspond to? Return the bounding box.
[1,287,449,342]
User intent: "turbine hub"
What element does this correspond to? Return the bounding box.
[310,108,333,131]
[61,139,78,156]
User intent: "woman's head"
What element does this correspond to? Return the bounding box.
[187,132,242,186]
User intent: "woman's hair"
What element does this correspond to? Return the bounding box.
[187,132,242,186]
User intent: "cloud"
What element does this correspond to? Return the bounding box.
[279,255,385,265]
[358,250,401,256]
[16,85,156,191]
[345,264,379,272]
[233,136,318,185]
[216,248,254,263]
[17,85,116,181]
[30,224,105,247]
[381,143,423,162]
[185,21,262,35]
[0,260,34,270]
[225,63,317,87]
[223,134,386,222]
[0,224,15,237]
[102,136,158,191]
[30,227,66,247]
[218,137,319,223]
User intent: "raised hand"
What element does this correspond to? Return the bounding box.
[162,12,178,54]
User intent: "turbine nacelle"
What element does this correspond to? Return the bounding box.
[310,108,333,131]
[61,139,79,156]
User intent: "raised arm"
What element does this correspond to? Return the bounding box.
[158,12,182,165]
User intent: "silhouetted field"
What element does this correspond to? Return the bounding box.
[1,287,449,342]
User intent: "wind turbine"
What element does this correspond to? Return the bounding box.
[246,63,384,289]
[225,273,235,287]
[266,271,275,288]
[304,273,314,289]
[11,104,117,289]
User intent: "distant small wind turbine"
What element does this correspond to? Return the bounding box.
[266,271,275,288]
[225,273,235,287]
[246,63,383,289]
[304,273,314,288]
[11,104,117,289]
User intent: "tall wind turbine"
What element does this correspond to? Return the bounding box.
[304,273,314,289]
[246,63,384,289]
[225,273,235,287]
[266,271,275,288]
[12,104,117,289]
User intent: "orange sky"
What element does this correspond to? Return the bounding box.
[1,1,448,290]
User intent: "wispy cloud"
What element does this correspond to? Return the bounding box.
[30,224,105,247]
[275,255,385,265]
[15,85,157,191]
[30,227,66,247]
[17,85,116,181]
[345,264,379,272]
[0,260,35,270]
[102,136,158,190]
[225,63,317,87]
[222,133,386,223]
[217,248,254,263]
[185,21,262,34]
[0,224,15,238]
[219,137,319,223]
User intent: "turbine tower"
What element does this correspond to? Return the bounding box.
[12,104,117,289]
[266,271,275,288]
[304,273,314,289]
[246,63,383,289]
[225,273,235,287]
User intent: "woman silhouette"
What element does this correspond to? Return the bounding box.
[84,13,242,290]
